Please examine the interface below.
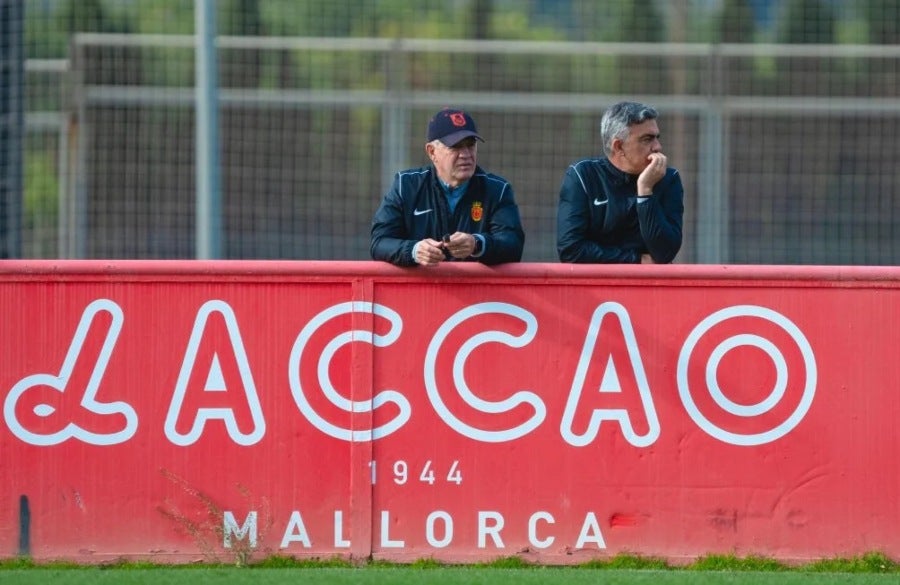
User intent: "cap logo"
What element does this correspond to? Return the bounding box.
[450,112,467,127]
[471,201,483,222]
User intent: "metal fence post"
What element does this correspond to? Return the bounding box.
[382,39,411,195]
[195,0,222,259]
[696,44,729,264]
[0,0,24,259]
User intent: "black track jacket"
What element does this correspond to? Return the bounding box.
[557,157,683,264]
[371,165,525,266]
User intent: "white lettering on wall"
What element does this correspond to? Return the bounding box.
[334,510,350,548]
[424,302,545,442]
[677,305,817,446]
[280,511,312,548]
[289,302,410,442]
[425,511,453,548]
[528,511,555,549]
[575,512,606,549]
[224,510,257,548]
[4,299,138,446]
[478,511,505,549]
[270,509,606,552]
[165,300,266,446]
[6,297,816,449]
[380,510,405,548]
[560,302,660,448]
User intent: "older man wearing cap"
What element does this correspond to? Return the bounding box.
[371,108,525,266]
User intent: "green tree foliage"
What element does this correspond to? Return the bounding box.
[774,0,841,108]
[261,0,376,36]
[570,1,666,94]
[471,0,492,39]
[220,0,265,88]
[858,0,900,94]
[862,0,900,43]
[618,0,664,42]
[28,0,130,58]
[718,0,756,43]
[367,1,460,38]
[123,1,195,86]
[60,0,112,33]
[777,0,836,44]
[58,0,139,84]
[25,5,67,58]
[130,0,195,35]
[23,151,59,257]
[714,0,761,95]
[572,0,664,42]
[221,0,264,36]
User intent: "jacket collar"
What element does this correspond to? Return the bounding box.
[600,157,634,186]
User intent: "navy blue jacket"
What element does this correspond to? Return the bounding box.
[557,157,683,264]
[371,165,525,266]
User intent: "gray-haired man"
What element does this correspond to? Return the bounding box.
[556,101,684,264]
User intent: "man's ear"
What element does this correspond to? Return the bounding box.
[611,138,624,155]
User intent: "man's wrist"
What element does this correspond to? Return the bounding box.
[471,234,485,257]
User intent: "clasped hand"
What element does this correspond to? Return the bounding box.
[416,232,476,266]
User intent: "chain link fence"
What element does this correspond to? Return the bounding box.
[14,0,900,264]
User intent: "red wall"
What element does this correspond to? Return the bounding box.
[2,261,899,564]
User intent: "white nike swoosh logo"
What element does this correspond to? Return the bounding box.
[593,198,607,206]
[413,208,433,216]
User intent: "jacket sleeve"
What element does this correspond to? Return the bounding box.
[480,182,524,264]
[370,174,417,266]
[556,166,640,264]
[637,168,684,264]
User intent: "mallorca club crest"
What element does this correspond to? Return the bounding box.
[470,201,483,222]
